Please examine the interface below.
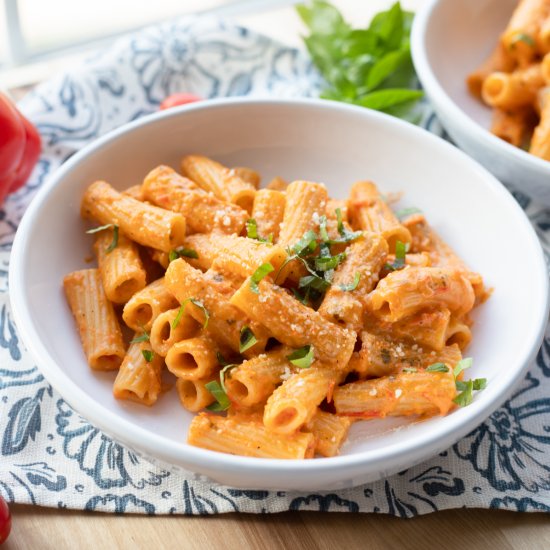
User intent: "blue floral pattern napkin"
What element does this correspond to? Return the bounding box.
[1,16,549,515]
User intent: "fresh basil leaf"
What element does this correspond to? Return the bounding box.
[105,225,119,253]
[216,351,230,367]
[287,345,314,368]
[141,349,154,363]
[426,363,449,373]
[299,274,331,293]
[369,2,404,49]
[250,262,274,294]
[340,272,360,291]
[366,47,410,91]
[219,363,237,394]
[318,215,329,242]
[357,88,423,111]
[205,381,231,411]
[239,326,257,353]
[385,240,408,271]
[296,0,350,36]
[472,378,487,391]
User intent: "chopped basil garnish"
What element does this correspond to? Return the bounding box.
[86,223,119,253]
[395,206,422,220]
[510,33,535,48]
[172,298,209,329]
[453,380,474,407]
[216,351,230,367]
[205,381,231,411]
[130,332,149,344]
[246,218,273,243]
[299,274,331,293]
[314,252,346,271]
[402,367,417,373]
[425,363,449,373]
[385,240,408,271]
[340,272,360,291]
[86,223,114,234]
[287,345,314,368]
[292,230,318,256]
[169,247,199,262]
[250,262,274,294]
[453,357,473,378]
[106,225,119,253]
[329,208,362,244]
[141,349,154,363]
[239,326,257,353]
[451,357,487,407]
[319,215,329,242]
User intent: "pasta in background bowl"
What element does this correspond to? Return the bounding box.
[9,98,549,490]
[411,0,550,206]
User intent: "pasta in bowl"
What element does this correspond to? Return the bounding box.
[411,0,550,205]
[64,159,489,460]
[9,98,548,489]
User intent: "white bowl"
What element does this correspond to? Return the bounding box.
[412,0,550,205]
[9,98,549,490]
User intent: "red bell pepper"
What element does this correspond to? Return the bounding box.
[0,93,41,206]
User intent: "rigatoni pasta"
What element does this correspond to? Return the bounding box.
[468,0,550,160]
[64,155,488,460]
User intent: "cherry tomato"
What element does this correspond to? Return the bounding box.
[0,495,11,545]
[159,93,202,110]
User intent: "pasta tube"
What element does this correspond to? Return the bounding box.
[63,269,126,370]
[368,267,475,322]
[250,189,286,241]
[176,376,217,412]
[188,413,315,459]
[230,277,357,368]
[122,277,179,332]
[142,165,248,235]
[348,181,411,250]
[165,335,220,380]
[93,227,146,304]
[113,340,163,406]
[467,43,516,98]
[334,370,457,418]
[149,307,200,357]
[181,155,256,212]
[306,410,353,457]
[81,180,186,252]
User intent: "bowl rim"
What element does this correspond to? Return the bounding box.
[411,0,550,177]
[9,96,550,478]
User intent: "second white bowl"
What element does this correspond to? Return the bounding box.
[412,0,550,205]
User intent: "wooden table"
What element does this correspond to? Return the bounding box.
[4,1,550,547]
[6,505,550,549]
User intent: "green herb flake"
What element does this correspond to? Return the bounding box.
[340,272,360,291]
[402,367,417,373]
[395,206,422,220]
[385,239,408,271]
[510,33,535,48]
[246,218,273,244]
[314,252,346,271]
[141,349,154,363]
[425,363,449,373]
[287,345,314,368]
[250,262,275,294]
[453,380,474,407]
[130,332,149,344]
[453,357,473,378]
[318,215,329,242]
[205,381,231,411]
[172,298,209,329]
[216,351,230,367]
[86,224,119,253]
[239,326,258,353]
[292,230,319,256]
[86,223,114,234]
[169,247,199,262]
